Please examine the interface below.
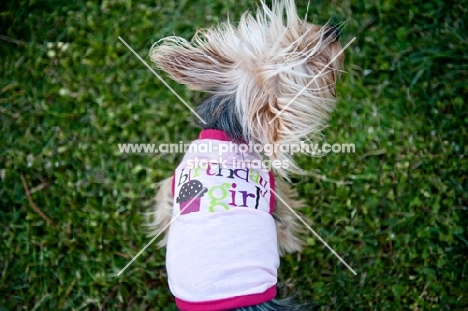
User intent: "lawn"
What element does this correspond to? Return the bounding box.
[1,0,467,310]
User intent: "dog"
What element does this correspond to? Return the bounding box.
[148,1,344,310]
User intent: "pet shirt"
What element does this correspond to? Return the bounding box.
[166,129,279,311]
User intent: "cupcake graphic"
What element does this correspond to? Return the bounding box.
[176,180,207,215]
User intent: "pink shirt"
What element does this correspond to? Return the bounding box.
[167,129,279,311]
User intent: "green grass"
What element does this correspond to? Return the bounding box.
[1,0,467,310]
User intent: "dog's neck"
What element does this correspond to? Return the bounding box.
[195,94,245,143]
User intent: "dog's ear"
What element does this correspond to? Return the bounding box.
[150,36,234,91]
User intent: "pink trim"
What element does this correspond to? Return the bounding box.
[175,286,276,311]
[269,171,275,214]
[171,175,175,198]
[198,129,231,141]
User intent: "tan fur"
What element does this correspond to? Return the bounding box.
[273,180,307,255]
[147,177,173,248]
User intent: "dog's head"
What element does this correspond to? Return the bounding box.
[150,0,345,178]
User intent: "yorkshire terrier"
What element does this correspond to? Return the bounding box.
[148,0,344,310]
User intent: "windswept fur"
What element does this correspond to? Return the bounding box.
[150,0,344,178]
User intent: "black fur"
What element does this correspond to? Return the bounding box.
[195,94,245,143]
[230,296,317,311]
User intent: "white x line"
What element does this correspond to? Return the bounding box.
[268,37,356,124]
[117,35,357,277]
[270,188,357,275]
[118,36,207,125]
[117,188,207,276]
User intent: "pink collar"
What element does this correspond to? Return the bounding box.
[198,129,232,141]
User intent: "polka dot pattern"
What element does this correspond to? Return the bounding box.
[177,180,206,203]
